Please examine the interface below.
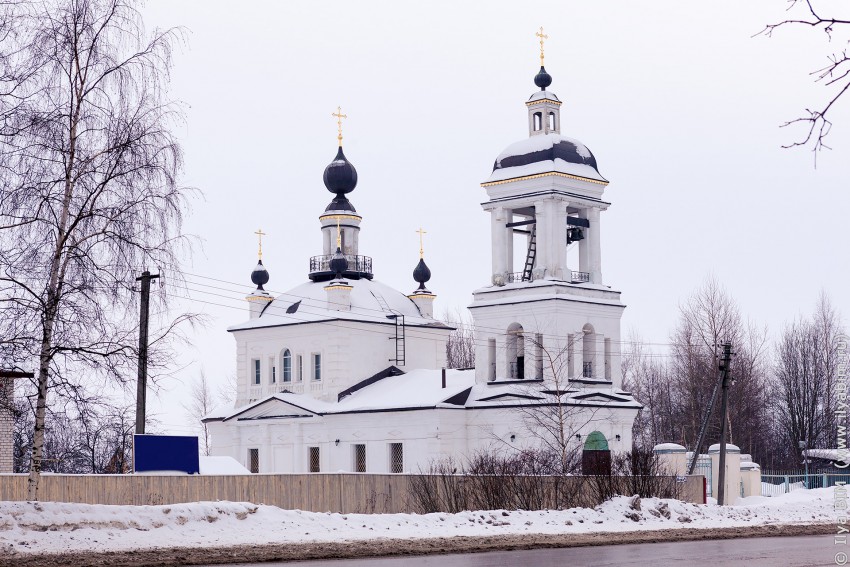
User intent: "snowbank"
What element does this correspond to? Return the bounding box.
[0,487,834,556]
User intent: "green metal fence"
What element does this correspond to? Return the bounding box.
[761,470,850,496]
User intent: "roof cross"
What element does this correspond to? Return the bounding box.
[336,218,342,249]
[332,106,347,146]
[416,227,427,259]
[254,228,266,260]
[535,26,549,66]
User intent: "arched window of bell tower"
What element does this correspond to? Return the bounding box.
[548,112,556,131]
[582,324,595,378]
[533,113,542,132]
[506,323,525,380]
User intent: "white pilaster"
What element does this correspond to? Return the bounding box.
[577,209,590,274]
[552,200,567,280]
[588,207,602,284]
[505,210,514,275]
[491,208,507,283]
[534,201,548,277]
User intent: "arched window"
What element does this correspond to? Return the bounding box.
[507,323,524,379]
[533,112,542,131]
[282,349,292,382]
[582,324,595,378]
[548,112,556,131]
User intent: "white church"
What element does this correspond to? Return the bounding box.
[205,40,641,475]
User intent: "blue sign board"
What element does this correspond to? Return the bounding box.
[133,434,200,474]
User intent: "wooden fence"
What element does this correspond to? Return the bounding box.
[0,473,705,513]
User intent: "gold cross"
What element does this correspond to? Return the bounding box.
[254,228,266,260]
[535,26,549,66]
[332,106,347,146]
[336,218,342,249]
[416,227,427,259]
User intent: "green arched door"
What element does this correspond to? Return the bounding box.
[582,431,612,475]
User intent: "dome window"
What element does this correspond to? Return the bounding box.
[533,112,542,132]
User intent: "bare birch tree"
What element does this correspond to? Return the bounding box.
[443,308,475,369]
[515,336,599,474]
[758,0,850,152]
[0,0,191,499]
[184,372,214,456]
[773,294,844,468]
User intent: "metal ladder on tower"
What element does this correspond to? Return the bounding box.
[372,291,406,365]
[521,224,537,282]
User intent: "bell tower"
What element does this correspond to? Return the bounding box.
[469,32,626,395]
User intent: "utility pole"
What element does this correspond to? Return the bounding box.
[135,270,159,435]
[716,342,733,505]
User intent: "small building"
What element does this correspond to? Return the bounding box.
[0,370,32,473]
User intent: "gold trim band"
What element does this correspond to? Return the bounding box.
[525,99,562,107]
[408,294,436,300]
[481,171,608,187]
[320,213,362,221]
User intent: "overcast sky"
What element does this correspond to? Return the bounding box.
[138,1,850,435]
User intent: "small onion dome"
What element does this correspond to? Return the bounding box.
[329,246,348,277]
[251,260,270,290]
[412,258,431,291]
[323,146,358,196]
[534,66,552,90]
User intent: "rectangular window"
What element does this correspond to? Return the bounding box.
[535,333,544,380]
[487,338,496,381]
[248,448,259,474]
[270,357,276,384]
[353,444,366,473]
[253,359,261,385]
[309,446,320,473]
[312,353,321,381]
[389,442,403,474]
[297,355,303,382]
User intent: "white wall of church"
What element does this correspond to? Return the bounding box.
[233,320,450,405]
[208,404,639,475]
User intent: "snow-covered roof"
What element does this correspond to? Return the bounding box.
[208,369,641,423]
[528,90,561,103]
[486,133,607,185]
[804,448,850,463]
[229,278,448,332]
[199,456,251,475]
[210,369,477,421]
[653,443,686,452]
[708,443,740,453]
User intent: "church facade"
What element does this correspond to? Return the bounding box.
[205,49,641,475]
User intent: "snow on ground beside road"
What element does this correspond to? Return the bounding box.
[0,487,835,556]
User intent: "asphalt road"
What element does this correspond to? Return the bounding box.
[214,535,837,567]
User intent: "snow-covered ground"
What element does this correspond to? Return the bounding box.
[0,488,834,556]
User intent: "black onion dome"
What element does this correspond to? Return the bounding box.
[534,66,552,90]
[251,260,270,290]
[323,146,358,195]
[492,135,601,175]
[412,258,431,291]
[329,246,348,277]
